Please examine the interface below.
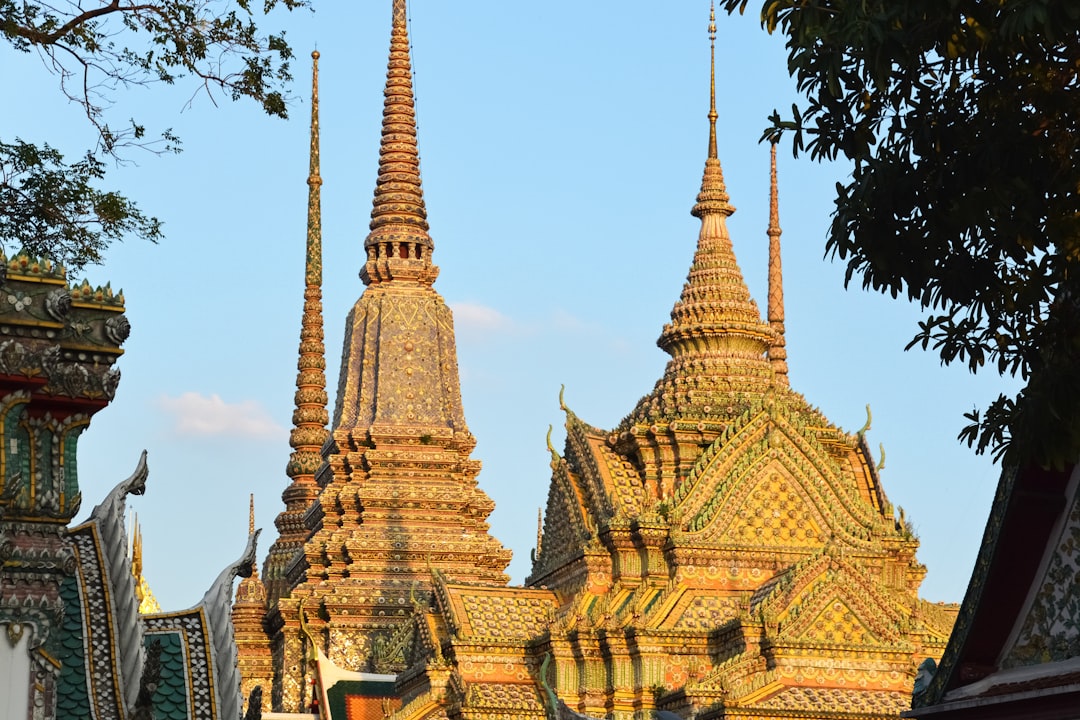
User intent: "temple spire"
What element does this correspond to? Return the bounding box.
[264,50,330,604]
[273,6,511,693]
[285,48,329,497]
[248,493,256,536]
[707,2,718,162]
[691,0,732,219]
[630,3,776,427]
[306,50,322,286]
[361,0,438,287]
[767,142,789,386]
[243,494,262,580]
[655,4,770,367]
[536,508,544,556]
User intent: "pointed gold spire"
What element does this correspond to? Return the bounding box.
[306,50,322,287]
[692,0,732,218]
[129,513,161,614]
[286,48,329,490]
[235,495,268,602]
[244,494,262,581]
[632,4,776,426]
[707,2,719,163]
[130,511,142,580]
[264,50,330,604]
[767,142,789,386]
[248,493,256,536]
[361,0,439,287]
[655,5,771,372]
[536,508,544,556]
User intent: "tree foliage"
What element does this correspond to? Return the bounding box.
[0,139,162,269]
[720,0,1080,468]
[0,0,307,272]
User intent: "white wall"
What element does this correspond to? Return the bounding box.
[0,624,31,720]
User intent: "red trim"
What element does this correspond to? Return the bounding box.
[0,374,109,421]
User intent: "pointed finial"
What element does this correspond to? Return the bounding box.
[708,1,718,161]
[768,143,781,239]
[307,49,322,286]
[266,48,331,604]
[767,142,789,386]
[692,2,733,219]
[643,6,777,421]
[131,512,142,577]
[286,48,330,483]
[546,425,557,466]
[536,507,544,556]
[361,0,439,287]
[248,493,255,535]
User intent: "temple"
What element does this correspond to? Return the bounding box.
[0,257,260,720]
[242,2,959,718]
[905,462,1080,720]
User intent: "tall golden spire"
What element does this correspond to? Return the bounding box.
[305,49,323,288]
[536,508,544,556]
[264,50,330,603]
[248,493,256,536]
[767,142,789,386]
[652,4,773,393]
[691,1,732,219]
[129,512,161,614]
[234,495,271,705]
[287,48,330,480]
[273,5,510,696]
[241,495,263,585]
[361,0,438,287]
[707,2,720,168]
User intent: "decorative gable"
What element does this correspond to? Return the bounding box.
[762,554,906,647]
[531,455,591,579]
[796,596,876,646]
[712,465,824,548]
[675,411,887,552]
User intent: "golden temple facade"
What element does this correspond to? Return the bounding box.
[242,2,957,718]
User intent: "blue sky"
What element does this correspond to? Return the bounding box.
[1,1,1016,609]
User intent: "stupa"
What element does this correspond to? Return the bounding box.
[255,3,512,711]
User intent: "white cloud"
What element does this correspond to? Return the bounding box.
[158,392,286,440]
[451,302,512,334]
[550,308,588,333]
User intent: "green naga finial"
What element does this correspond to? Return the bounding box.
[298,598,319,666]
[559,384,568,412]
[858,404,872,437]
[409,580,423,612]
[538,652,559,720]
[546,425,561,469]
[877,442,886,471]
